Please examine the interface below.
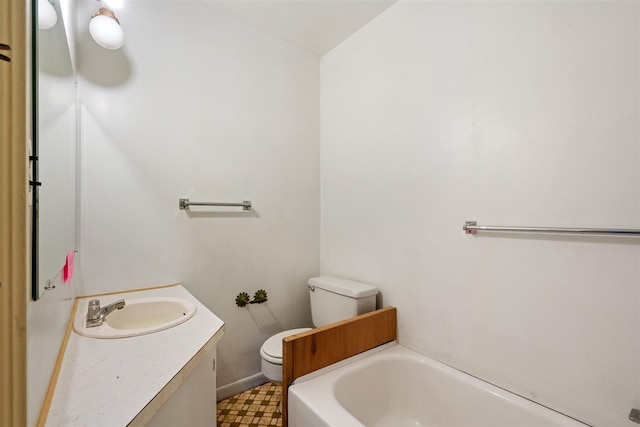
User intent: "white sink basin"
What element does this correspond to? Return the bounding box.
[73,297,197,339]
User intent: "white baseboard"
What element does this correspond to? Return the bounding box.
[217,372,269,401]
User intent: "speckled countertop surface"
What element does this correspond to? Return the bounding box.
[46,284,225,427]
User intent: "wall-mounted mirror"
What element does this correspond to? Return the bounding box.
[32,0,77,300]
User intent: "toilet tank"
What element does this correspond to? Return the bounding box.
[308,276,378,327]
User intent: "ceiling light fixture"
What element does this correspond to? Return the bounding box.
[38,0,58,30]
[89,7,124,49]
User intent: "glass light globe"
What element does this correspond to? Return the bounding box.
[38,0,57,30]
[89,10,124,50]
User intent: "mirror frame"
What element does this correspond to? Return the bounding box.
[31,0,39,300]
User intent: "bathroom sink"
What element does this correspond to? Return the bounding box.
[73,297,197,339]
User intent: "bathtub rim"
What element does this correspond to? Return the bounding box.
[289,341,589,427]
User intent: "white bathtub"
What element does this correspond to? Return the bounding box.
[288,342,587,427]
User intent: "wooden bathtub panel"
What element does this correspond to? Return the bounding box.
[282,306,397,427]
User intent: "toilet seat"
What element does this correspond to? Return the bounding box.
[260,328,312,364]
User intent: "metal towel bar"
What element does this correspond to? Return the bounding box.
[463,221,640,236]
[179,198,252,211]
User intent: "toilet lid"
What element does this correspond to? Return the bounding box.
[262,328,312,359]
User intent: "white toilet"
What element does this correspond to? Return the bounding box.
[259,276,378,384]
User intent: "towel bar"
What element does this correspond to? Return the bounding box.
[179,198,252,211]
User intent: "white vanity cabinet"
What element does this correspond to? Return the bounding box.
[147,348,217,427]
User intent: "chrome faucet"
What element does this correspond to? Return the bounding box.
[85,299,126,328]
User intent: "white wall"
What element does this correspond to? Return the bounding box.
[77,1,319,389]
[27,274,75,426]
[321,2,639,426]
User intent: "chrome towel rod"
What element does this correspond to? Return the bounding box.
[463,221,640,236]
[179,198,252,211]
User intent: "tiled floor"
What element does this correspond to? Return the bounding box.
[217,382,283,427]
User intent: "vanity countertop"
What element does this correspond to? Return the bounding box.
[46,284,225,427]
